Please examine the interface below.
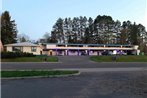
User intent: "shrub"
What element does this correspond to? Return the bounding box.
[1,52,35,59]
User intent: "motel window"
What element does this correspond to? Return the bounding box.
[78,45,83,47]
[107,46,120,47]
[31,47,37,52]
[12,46,22,52]
[124,46,132,48]
[88,45,95,47]
[57,45,65,47]
[70,50,76,53]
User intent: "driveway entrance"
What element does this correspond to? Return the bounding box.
[57,56,90,64]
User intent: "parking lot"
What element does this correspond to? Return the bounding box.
[1,56,147,98]
[2,71,147,98]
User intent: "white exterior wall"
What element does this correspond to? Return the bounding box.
[68,51,78,56]
[22,47,31,53]
[133,45,139,50]
[89,51,98,55]
[23,46,41,55]
[137,50,140,55]
[6,46,12,52]
[6,46,42,55]
[46,45,56,49]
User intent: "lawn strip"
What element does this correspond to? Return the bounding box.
[90,55,147,62]
[1,70,79,78]
[1,56,58,62]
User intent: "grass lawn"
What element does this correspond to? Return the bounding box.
[1,70,79,78]
[90,55,147,62]
[1,56,58,62]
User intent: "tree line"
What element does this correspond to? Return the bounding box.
[49,15,147,45]
[46,15,147,52]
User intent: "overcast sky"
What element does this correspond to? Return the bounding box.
[2,0,147,40]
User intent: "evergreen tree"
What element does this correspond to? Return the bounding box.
[113,20,121,44]
[93,15,115,44]
[87,17,94,43]
[50,31,58,43]
[84,27,90,44]
[130,22,139,45]
[71,17,79,43]
[52,18,64,43]
[1,11,17,44]
[119,21,132,44]
[21,37,27,42]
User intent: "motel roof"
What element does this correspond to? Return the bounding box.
[43,43,133,46]
[4,42,40,47]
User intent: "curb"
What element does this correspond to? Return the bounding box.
[1,72,80,80]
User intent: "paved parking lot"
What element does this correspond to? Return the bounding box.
[1,56,147,98]
[2,71,147,98]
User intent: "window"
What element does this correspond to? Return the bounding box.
[12,47,22,52]
[31,47,37,52]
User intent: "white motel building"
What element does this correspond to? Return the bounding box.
[5,42,140,56]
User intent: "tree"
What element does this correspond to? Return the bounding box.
[43,32,50,42]
[136,24,147,52]
[120,21,129,44]
[84,27,90,44]
[93,15,115,44]
[52,18,64,43]
[1,11,17,44]
[87,17,94,44]
[114,20,121,44]
[49,31,58,43]
[130,22,139,45]
[17,33,30,42]
[42,32,57,43]
[79,16,87,43]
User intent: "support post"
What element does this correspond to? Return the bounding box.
[56,49,58,56]
[78,49,80,56]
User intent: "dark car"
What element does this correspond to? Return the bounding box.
[81,51,87,56]
[102,51,109,55]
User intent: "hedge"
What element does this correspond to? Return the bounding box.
[1,52,35,58]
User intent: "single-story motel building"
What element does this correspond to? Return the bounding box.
[4,42,140,56]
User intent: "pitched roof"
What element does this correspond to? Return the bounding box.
[4,42,40,47]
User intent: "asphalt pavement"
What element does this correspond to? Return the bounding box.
[1,56,147,70]
[1,56,147,98]
[2,71,147,98]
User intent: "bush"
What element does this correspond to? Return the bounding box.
[1,52,35,59]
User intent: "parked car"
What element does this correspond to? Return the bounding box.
[102,51,109,55]
[81,51,87,56]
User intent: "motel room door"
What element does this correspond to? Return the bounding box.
[48,50,53,56]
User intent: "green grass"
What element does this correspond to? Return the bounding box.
[90,55,147,62]
[1,70,79,78]
[1,56,58,62]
